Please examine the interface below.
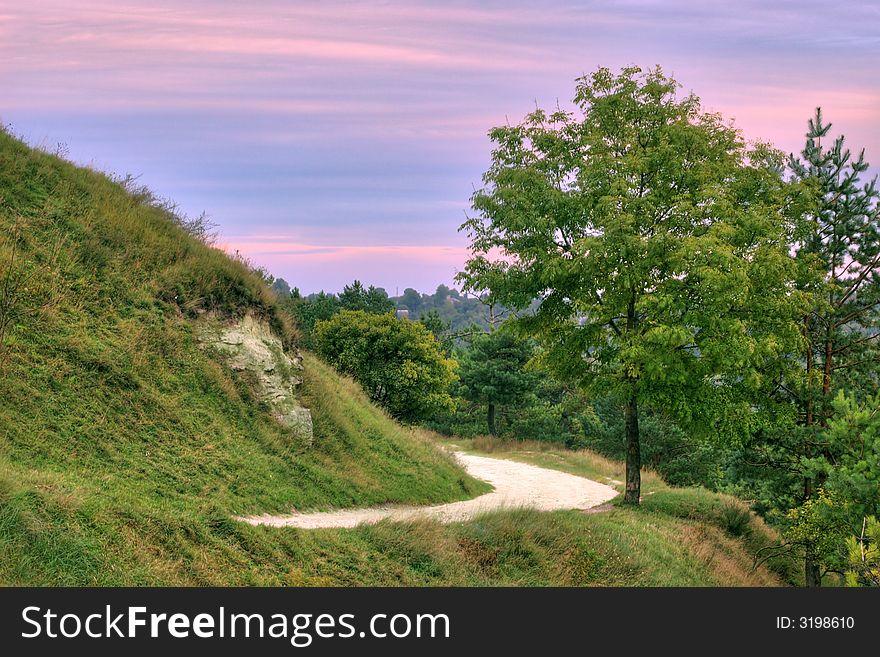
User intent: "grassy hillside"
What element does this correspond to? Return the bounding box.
[0,128,797,586]
[0,128,485,584]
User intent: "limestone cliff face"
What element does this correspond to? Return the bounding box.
[198,314,313,443]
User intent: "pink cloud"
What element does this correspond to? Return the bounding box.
[221,238,472,293]
[703,86,880,160]
[224,238,469,263]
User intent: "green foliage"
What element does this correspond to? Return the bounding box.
[288,291,340,347]
[825,391,880,521]
[788,111,880,401]
[460,64,796,417]
[283,280,393,349]
[315,310,457,422]
[458,331,535,407]
[846,516,880,586]
[817,392,880,585]
[417,309,453,353]
[389,284,521,336]
[457,65,800,500]
[783,490,850,577]
[458,331,536,434]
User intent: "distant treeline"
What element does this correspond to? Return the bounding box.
[269,278,532,342]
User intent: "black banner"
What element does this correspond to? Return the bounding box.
[0,587,874,655]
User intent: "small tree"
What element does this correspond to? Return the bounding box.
[788,110,880,428]
[315,310,456,422]
[271,277,291,298]
[399,288,423,315]
[458,66,799,503]
[458,330,536,436]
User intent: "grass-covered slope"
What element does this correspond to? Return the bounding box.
[0,129,485,584]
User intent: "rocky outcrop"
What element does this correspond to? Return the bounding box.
[199,314,313,443]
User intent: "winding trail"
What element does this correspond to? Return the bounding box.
[240,451,619,529]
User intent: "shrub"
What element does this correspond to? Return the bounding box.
[315,310,456,422]
[718,501,752,537]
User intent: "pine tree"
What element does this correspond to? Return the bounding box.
[458,331,536,436]
[788,108,880,585]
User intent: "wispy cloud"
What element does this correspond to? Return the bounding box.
[222,237,472,293]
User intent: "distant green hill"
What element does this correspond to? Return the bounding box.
[0,129,798,585]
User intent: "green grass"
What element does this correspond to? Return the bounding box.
[0,127,798,586]
[437,436,803,586]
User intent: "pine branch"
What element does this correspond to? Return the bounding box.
[836,254,880,309]
[831,332,880,356]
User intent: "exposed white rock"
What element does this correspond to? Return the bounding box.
[199,314,312,443]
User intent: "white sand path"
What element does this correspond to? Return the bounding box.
[239,451,619,529]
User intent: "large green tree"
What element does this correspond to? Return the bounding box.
[315,310,456,422]
[458,66,799,504]
[458,330,537,436]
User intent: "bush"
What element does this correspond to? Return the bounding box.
[315,310,457,422]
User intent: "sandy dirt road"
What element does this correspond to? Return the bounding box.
[240,451,619,529]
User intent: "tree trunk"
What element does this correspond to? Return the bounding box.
[623,291,641,505]
[805,555,822,587]
[623,391,641,505]
[802,476,822,586]
[801,317,823,586]
[804,317,814,426]
[821,329,832,426]
[487,402,496,436]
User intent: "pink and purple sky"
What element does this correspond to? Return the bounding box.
[3,0,878,294]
